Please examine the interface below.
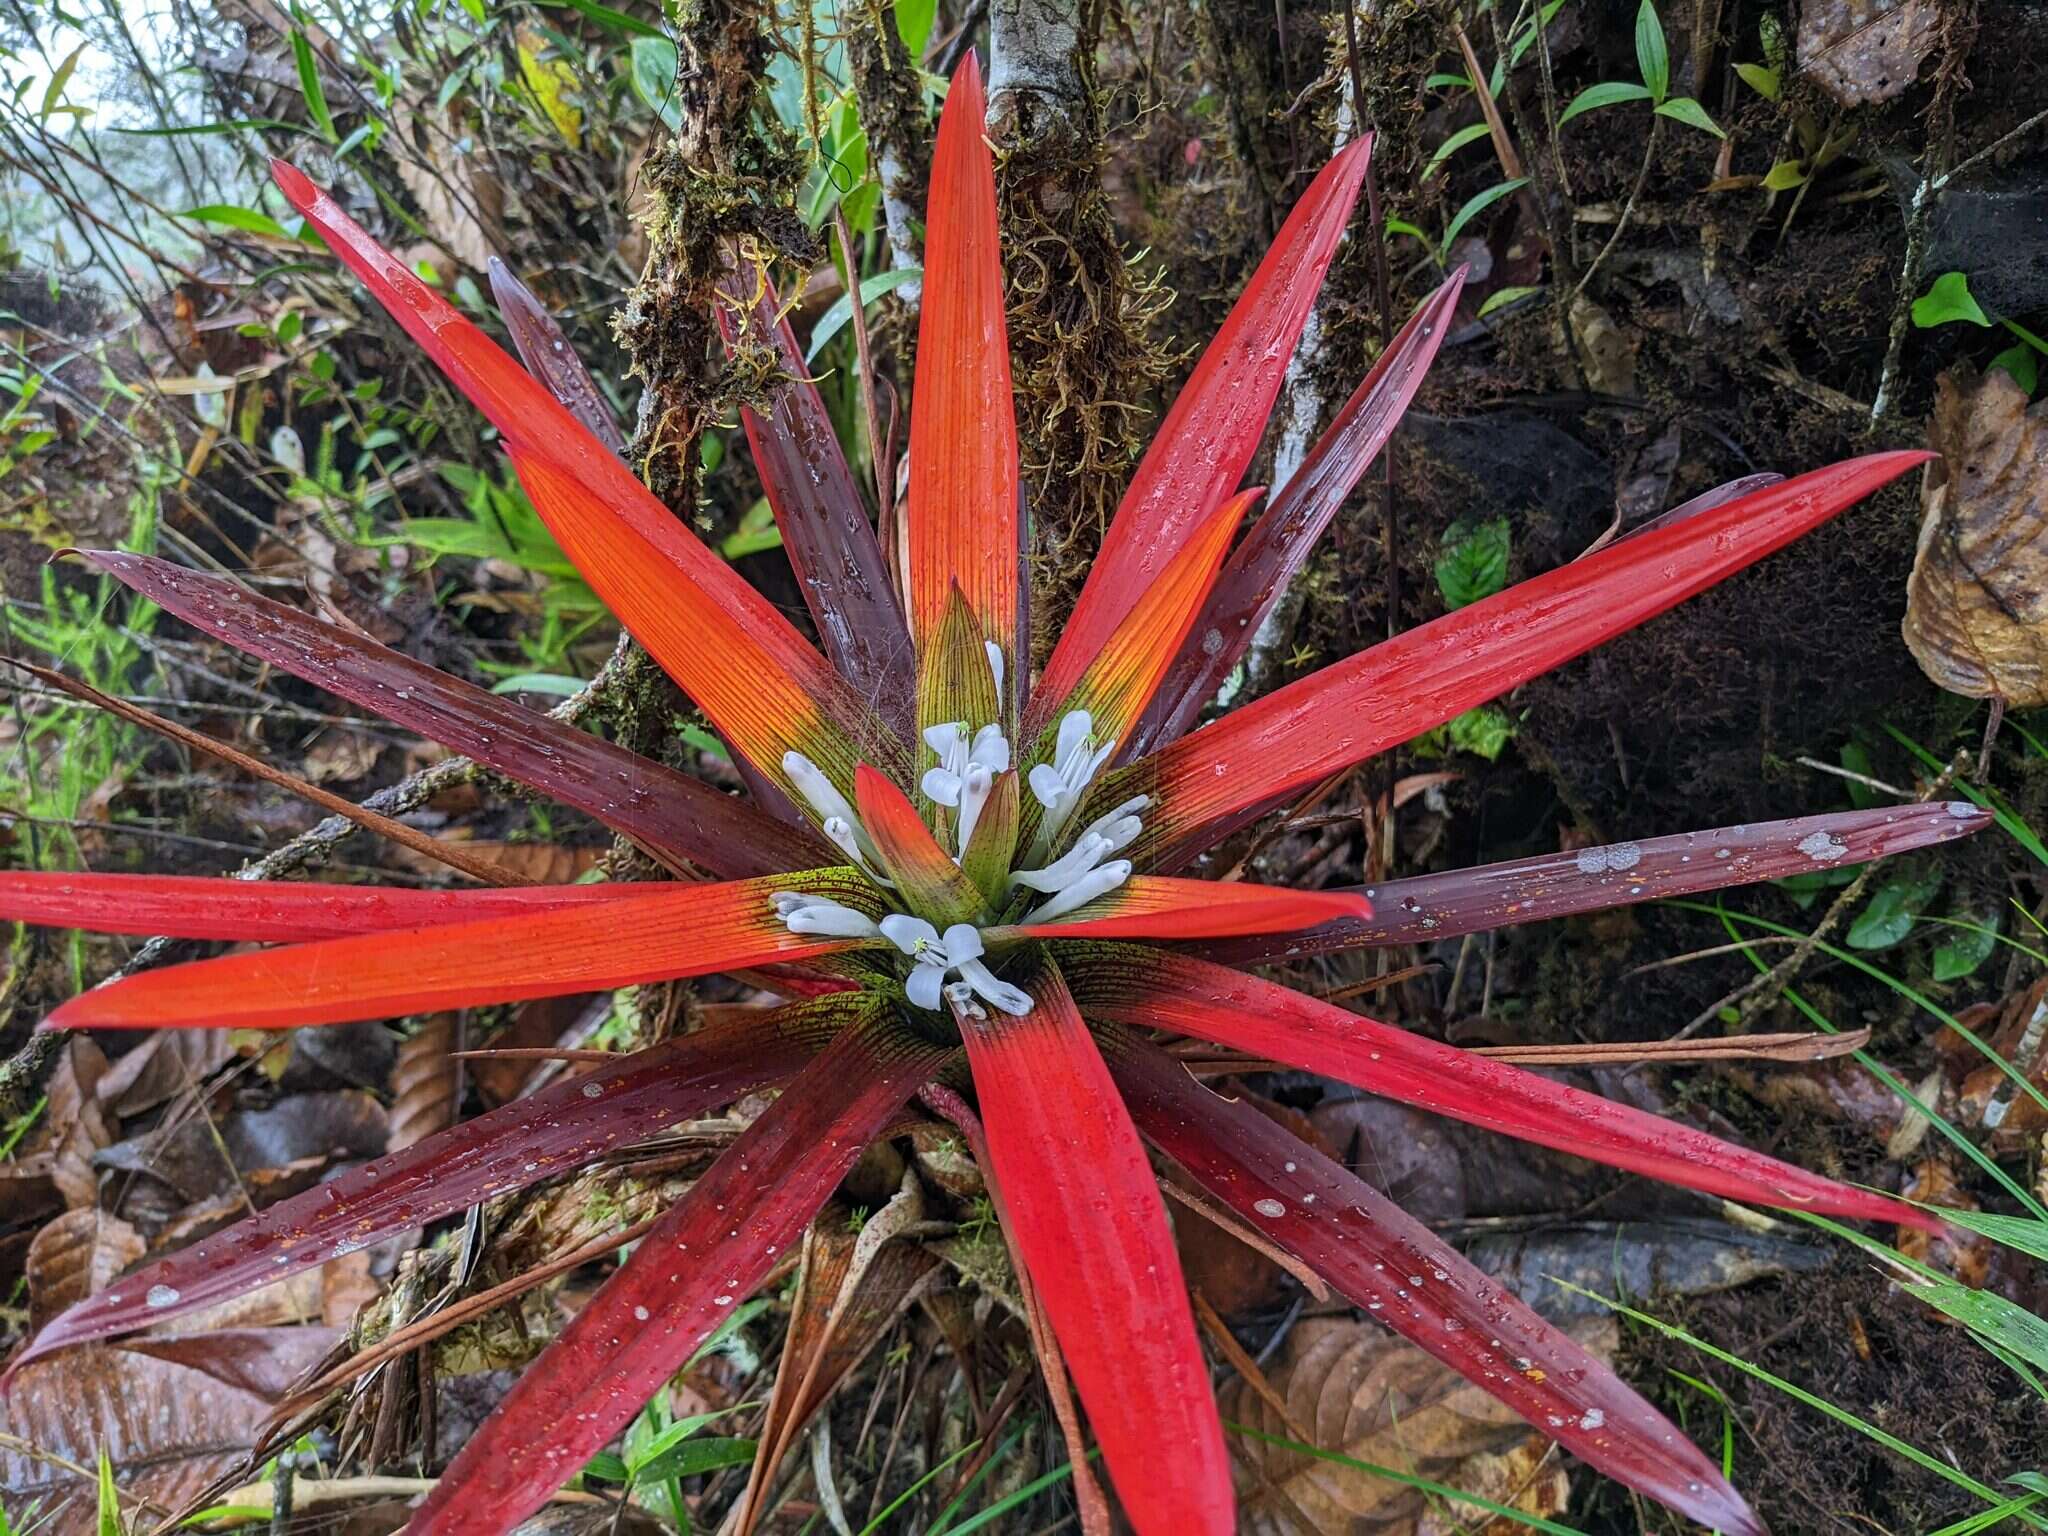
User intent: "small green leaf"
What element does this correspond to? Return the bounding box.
[1423,122,1493,179]
[1426,72,1475,91]
[629,36,682,131]
[538,0,665,35]
[1847,875,1940,951]
[1384,218,1436,259]
[1989,343,2039,394]
[1636,0,1671,101]
[97,1449,120,1536]
[1762,159,1808,191]
[1434,516,1512,609]
[1912,271,1991,330]
[1655,96,1724,137]
[805,266,924,361]
[1932,913,2000,981]
[1557,80,1654,125]
[1477,285,1540,318]
[1772,864,1859,909]
[184,204,294,239]
[1442,178,1527,249]
[291,25,338,144]
[1838,741,1879,808]
[39,42,86,123]
[1447,705,1516,761]
[1734,61,1781,100]
[895,0,937,57]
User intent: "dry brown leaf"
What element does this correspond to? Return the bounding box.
[388,1014,460,1153]
[735,1172,943,1535]
[1797,0,1941,105]
[94,1030,234,1118]
[26,1208,145,1327]
[1223,1315,1608,1534]
[388,839,604,885]
[0,1331,336,1534]
[43,1037,111,1209]
[1905,368,2048,708]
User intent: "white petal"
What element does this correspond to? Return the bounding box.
[783,751,858,827]
[969,724,1011,772]
[906,963,946,1011]
[1027,762,1070,812]
[879,913,941,956]
[922,722,967,758]
[960,959,1034,1016]
[1078,796,1150,845]
[941,923,985,964]
[984,641,1006,696]
[1023,860,1132,924]
[955,766,995,853]
[1010,833,1109,893]
[1054,710,1094,765]
[784,902,880,939]
[922,767,965,806]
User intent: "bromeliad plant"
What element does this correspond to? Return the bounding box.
[0,55,1986,1536]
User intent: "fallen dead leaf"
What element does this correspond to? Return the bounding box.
[389,1014,460,1153]
[1798,0,1941,105]
[1904,367,2048,708]
[1223,1315,1596,1533]
[0,1330,336,1535]
[26,1208,145,1327]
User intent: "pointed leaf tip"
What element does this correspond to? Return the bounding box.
[270,158,314,203]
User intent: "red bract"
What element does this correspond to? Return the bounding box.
[0,53,1981,1536]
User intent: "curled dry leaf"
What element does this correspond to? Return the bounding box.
[43,1037,111,1210]
[0,1329,336,1536]
[26,1208,145,1328]
[1904,368,2048,708]
[389,1014,461,1154]
[1223,1315,1594,1534]
[1797,0,1941,104]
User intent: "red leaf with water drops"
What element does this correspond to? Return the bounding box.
[715,257,912,730]
[1066,945,1941,1232]
[74,550,828,878]
[271,160,887,795]
[988,876,1370,944]
[6,1004,851,1373]
[487,257,626,454]
[1038,138,1374,710]
[397,1014,947,1536]
[1131,269,1466,754]
[0,871,639,942]
[1199,802,1992,965]
[43,873,881,1032]
[1104,1026,1765,1536]
[952,959,1234,1536]
[907,55,1021,665]
[1116,452,1933,868]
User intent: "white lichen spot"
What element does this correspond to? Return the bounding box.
[1797,830,1848,862]
[1252,1197,1287,1218]
[1575,842,1641,874]
[633,1305,650,1321]
[713,1294,734,1307]
[581,1083,605,1099]
[1579,1408,1606,1430]
[145,1284,180,1309]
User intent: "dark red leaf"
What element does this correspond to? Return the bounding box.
[1199,802,1992,964]
[0,872,634,942]
[6,1005,848,1372]
[953,959,1234,1536]
[400,1013,948,1536]
[488,257,626,454]
[1065,946,1941,1232]
[75,551,828,879]
[714,259,913,734]
[1103,1027,1763,1536]
[1038,138,1373,710]
[1130,269,1466,755]
[43,873,879,1032]
[1118,452,1933,868]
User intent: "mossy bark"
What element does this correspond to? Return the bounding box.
[986,0,1172,666]
[614,0,820,528]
